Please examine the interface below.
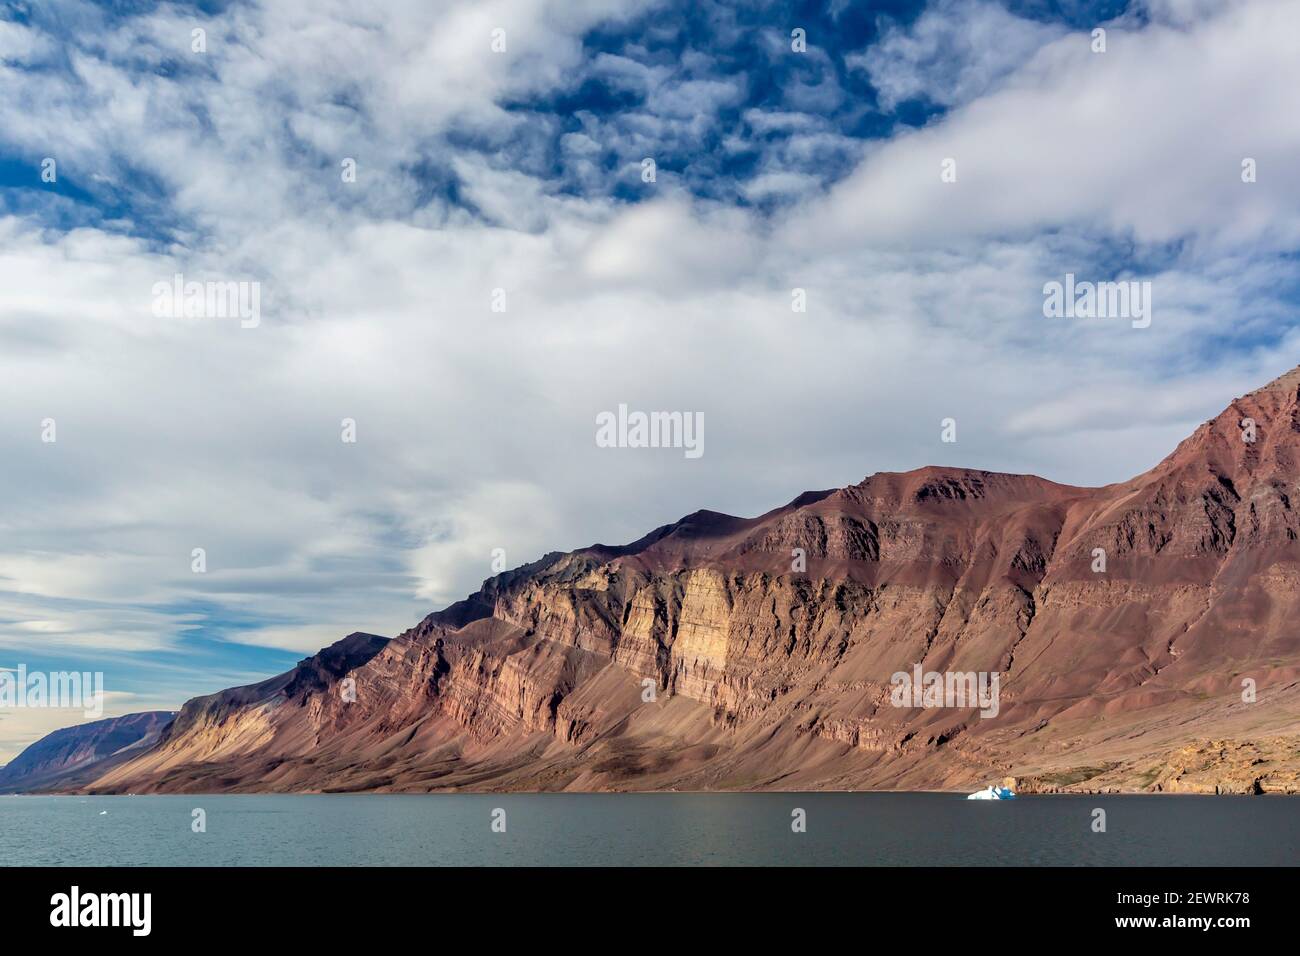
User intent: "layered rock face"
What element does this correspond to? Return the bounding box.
[0,711,175,793]
[85,368,1300,794]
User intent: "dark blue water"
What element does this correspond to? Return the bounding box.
[1,793,1295,866]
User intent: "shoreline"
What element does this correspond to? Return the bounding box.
[6,787,1295,797]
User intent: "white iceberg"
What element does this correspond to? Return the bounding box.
[966,785,1016,800]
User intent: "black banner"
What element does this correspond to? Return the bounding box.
[0,866,1281,942]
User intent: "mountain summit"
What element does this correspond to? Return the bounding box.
[70,367,1300,795]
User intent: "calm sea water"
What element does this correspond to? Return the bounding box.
[1,793,1295,866]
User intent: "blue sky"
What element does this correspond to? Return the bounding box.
[1,0,1135,228]
[1,0,1299,760]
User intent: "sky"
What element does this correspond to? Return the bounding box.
[1,0,1299,762]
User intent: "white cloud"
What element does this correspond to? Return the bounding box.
[811,0,1300,253]
[0,19,55,64]
[740,171,823,201]
[849,0,1067,111]
[407,481,564,607]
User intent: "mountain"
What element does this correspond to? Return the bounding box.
[75,367,1300,795]
[0,711,175,793]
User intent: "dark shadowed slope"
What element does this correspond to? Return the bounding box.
[0,711,175,793]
